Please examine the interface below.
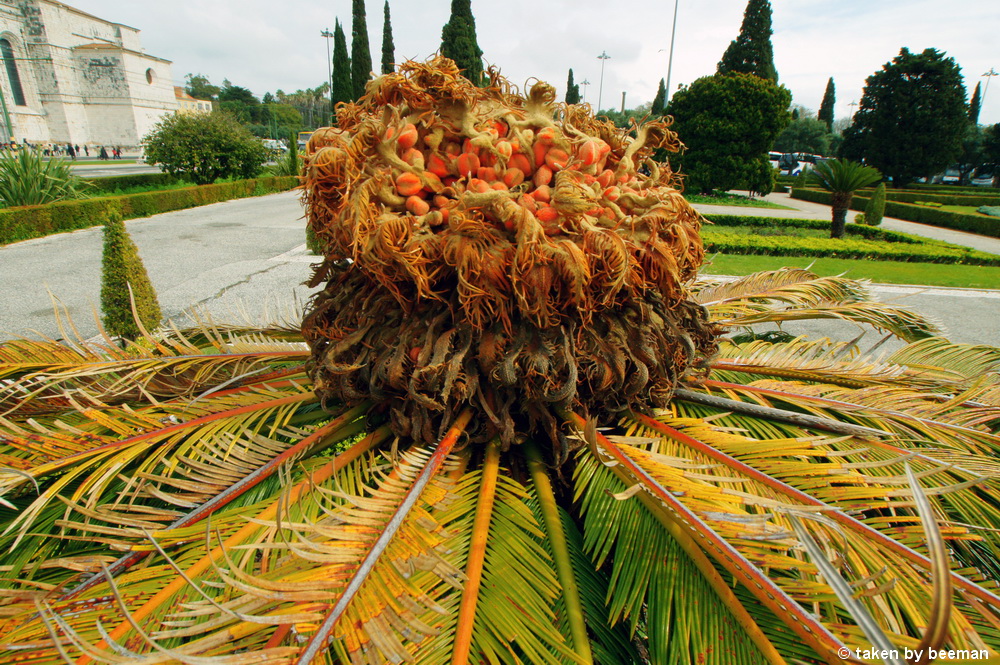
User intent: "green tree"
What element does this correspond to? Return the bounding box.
[381,1,395,75]
[184,73,219,100]
[141,111,269,185]
[863,181,887,226]
[667,72,790,194]
[565,69,580,104]
[955,124,985,185]
[100,215,162,340]
[969,82,982,125]
[651,78,666,115]
[809,157,882,238]
[717,0,777,82]
[332,20,353,117]
[351,0,373,99]
[983,123,1000,185]
[441,0,483,85]
[839,48,967,187]
[773,117,832,155]
[218,81,261,123]
[818,77,835,132]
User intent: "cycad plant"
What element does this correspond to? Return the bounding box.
[810,158,882,238]
[0,148,89,207]
[0,59,998,665]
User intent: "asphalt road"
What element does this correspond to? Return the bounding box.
[0,191,319,341]
[1,190,998,351]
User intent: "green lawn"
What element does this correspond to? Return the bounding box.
[686,192,793,209]
[704,254,1000,289]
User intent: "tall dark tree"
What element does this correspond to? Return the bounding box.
[651,78,667,115]
[818,77,835,132]
[381,1,395,75]
[717,0,777,82]
[667,72,790,194]
[184,73,219,100]
[331,20,353,118]
[351,0,373,99]
[565,69,580,104]
[839,48,967,187]
[441,0,484,85]
[969,81,982,125]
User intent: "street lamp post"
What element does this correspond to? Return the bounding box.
[320,29,334,124]
[983,68,999,112]
[664,0,679,107]
[580,79,590,103]
[597,51,610,113]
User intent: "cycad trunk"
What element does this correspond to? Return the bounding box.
[830,191,852,238]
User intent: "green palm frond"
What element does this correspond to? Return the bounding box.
[2,270,1000,663]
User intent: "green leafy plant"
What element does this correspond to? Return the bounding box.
[100,215,162,339]
[0,149,89,207]
[808,158,882,237]
[863,181,886,225]
[141,111,269,185]
[267,132,300,177]
[979,205,1000,217]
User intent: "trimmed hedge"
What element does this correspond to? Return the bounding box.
[0,176,299,245]
[790,187,1000,238]
[84,173,183,194]
[874,190,1000,207]
[703,214,921,243]
[702,228,1000,265]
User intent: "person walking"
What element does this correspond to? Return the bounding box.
[66,144,76,160]
[99,146,108,160]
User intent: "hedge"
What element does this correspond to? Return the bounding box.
[790,188,1000,238]
[873,190,1000,207]
[84,173,184,194]
[702,214,922,243]
[0,176,299,245]
[702,229,1000,265]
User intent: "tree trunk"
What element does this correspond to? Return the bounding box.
[830,192,850,238]
[830,207,848,238]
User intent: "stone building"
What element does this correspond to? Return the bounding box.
[0,0,178,148]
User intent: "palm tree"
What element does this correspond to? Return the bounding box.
[1,59,999,664]
[810,158,882,238]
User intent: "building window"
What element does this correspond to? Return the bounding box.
[145,68,155,84]
[0,39,26,106]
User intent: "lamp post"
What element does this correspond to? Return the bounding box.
[580,79,590,103]
[983,68,999,111]
[320,29,334,124]
[597,51,610,113]
[664,0,679,106]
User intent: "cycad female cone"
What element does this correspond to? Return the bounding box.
[302,57,717,447]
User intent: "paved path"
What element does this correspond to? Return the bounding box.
[0,191,318,342]
[694,191,1000,256]
[0,189,997,350]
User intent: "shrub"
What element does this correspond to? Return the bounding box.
[0,150,89,207]
[86,173,182,194]
[854,213,866,224]
[863,182,886,226]
[978,206,1000,218]
[100,215,162,339]
[142,112,269,185]
[790,187,1000,238]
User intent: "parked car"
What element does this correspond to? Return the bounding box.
[972,173,996,187]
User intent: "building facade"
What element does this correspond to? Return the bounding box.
[174,86,212,114]
[0,0,178,148]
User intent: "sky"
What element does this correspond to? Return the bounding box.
[69,0,1000,126]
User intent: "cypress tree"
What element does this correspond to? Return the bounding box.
[100,216,161,340]
[331,20,353,118]
[651,78,666,115]
[565,69,580,104]
[969,82,982,125]
[441,0,484,85]
[351,0,373,99]
[381,1,395,75]
[818,77,835,132]
[717,0,778,82]
[863,181,886,226]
